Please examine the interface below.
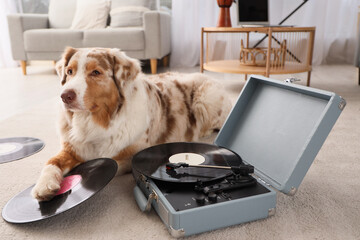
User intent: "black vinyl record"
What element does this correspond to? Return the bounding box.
[132,142,242,183]
[2,158,118,223]
[0,137,44,164]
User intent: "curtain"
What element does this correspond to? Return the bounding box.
[270,0,358,65]
[170,0,358,67]
[20,0,49,13]
[0,0,18,68]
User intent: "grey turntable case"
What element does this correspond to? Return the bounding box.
[133,75,345,237]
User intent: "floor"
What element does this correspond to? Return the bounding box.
[0,62,359,240]
[0,62,358,122]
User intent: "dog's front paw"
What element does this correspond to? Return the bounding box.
[31,165,63,201]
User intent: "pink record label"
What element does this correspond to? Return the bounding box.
[55,175,82,196]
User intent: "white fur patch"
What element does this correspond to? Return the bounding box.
[31,165,63,201]
[61,50,90,111]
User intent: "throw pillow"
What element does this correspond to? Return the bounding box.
[70,0,111,30]
[110,6,150,27]
[48,0,77,29]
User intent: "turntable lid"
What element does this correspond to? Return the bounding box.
[215,75,345,195]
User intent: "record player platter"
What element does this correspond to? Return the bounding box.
[132,142,243,183]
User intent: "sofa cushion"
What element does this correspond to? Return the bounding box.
[48,0,76,29]
[24,29,83,52]
[83,28,144,50]
[71,0,111,30]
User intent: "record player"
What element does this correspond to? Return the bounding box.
[132,75,346,237]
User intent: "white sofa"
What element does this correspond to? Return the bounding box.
[7,0,171,74]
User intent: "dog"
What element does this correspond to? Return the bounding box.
[31,47,232,201]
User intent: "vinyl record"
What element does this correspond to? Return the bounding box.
[2,158,118,224]
[0,137,44,164]
[132,142,242,183]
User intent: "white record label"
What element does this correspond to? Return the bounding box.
[0,137,45,164]
[169,153,205,165]
[0,143,23,156]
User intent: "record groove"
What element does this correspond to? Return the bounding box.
[132,142,242,183]
[2,158,118,223]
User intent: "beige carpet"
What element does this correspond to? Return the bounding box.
[0,64,359,239]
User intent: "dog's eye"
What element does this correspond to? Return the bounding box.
[67,69,73,75]
[91,70,101,76]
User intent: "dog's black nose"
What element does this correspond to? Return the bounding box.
[61,90,76,104]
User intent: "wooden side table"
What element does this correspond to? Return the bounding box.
[200,27,315,86]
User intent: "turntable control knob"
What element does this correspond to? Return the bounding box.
[208,192,218,203]
[195,194,206,205]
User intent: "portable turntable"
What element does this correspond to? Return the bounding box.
[132,75,345,237]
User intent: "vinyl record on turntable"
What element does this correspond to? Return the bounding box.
[2,158,118,224]
[0,137,44,164]
[132,142,242,183]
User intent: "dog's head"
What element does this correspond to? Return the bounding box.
[56,47,140,127]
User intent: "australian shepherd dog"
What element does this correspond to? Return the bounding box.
[31,47,232,201]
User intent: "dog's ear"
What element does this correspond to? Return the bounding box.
[56,47,78,85]
[108,48,141,84]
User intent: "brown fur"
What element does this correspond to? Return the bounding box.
[83,60,120,128]
[47,142,83,173]
[57,47,78,85]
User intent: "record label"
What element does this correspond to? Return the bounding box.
[55,175,82,196]
[2,158,118,223]
[169,153,205,165]
[0,143,22,155]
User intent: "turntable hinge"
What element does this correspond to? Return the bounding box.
[284,77,301,84]
[252,174,271,187]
